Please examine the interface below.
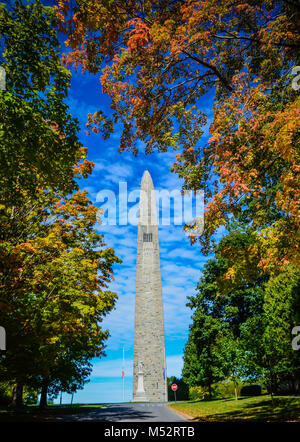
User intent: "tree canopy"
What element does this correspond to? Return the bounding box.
[56,0,300,272]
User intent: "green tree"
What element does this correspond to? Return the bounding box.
[241,265,300,402]
[167,376,189,401]
[184,230,300,402]
[0,0,85,206]
[183,231,266,398]
[183,310,229,398]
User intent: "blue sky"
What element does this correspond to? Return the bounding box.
[54,59,216,404]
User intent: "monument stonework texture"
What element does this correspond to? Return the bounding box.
[133,170,168,402]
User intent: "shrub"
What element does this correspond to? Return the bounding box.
[189,386,206,401]
[0,382,13,405]
[213,379,243,399]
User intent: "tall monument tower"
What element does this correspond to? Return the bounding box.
[133,170,167,402]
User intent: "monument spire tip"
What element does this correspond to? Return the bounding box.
[141,169,153,186]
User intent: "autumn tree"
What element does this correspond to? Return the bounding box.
[0,0,121,407]
[56,0,300,274]
[0,184,121,407]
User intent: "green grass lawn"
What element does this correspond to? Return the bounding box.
[168,395,300,422]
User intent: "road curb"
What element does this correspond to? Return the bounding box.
[165,404,195,422]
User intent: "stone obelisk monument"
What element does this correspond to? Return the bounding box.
[133,170,167,402]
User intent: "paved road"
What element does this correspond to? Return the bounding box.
[52,403,188,422]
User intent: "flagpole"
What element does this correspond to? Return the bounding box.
[122,345,125,402]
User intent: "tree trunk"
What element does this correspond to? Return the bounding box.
[208,384,212,399]
[39,377,49,409]
[234,384,238,400]
[268,378,275,407]
[10,383,23,408]
[270,390,275,407]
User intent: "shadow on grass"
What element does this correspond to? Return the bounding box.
[193,397,300,422]
[187,397,237,405]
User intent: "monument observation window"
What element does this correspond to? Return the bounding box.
[143,233,153,242]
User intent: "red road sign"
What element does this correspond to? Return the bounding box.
[171,383,178,391]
